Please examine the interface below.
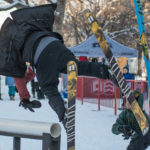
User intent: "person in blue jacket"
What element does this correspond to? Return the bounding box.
[121,65,134,108]
[5,76,16,100]
[123,65,133,80]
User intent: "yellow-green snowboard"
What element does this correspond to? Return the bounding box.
[67,61,78,150]
[85,9,149,136]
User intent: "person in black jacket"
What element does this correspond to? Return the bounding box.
[0,4,114,128]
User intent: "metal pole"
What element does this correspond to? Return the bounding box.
[13,137,21,150]
[42,133,51,150]
[49,135,61,150]
[42,133,60,150]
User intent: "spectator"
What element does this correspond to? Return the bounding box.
[123,65,133,80]
[112,90,150,150]
[34,76,45,100]
[121,65,134,108]
[92,57,98,62]
[5,76,15,100]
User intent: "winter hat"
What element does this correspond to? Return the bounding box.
[123,65,129,72]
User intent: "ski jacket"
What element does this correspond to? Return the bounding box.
[123,73,133,80]
[0,4,61,78]
[5,77,15,86]
[112,91,150,136]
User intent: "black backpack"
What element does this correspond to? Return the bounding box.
[0,4,57,78]
[0,17,26,77]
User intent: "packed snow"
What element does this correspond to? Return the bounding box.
[0,76,149,150]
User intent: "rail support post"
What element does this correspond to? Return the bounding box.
[42,133,61,150]
[13,137,21,150]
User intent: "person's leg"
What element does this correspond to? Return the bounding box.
[31,80,35,98]
[11,86,15,100]
[9,86,13,100]
[34,82,44,99]
[8,86,11,96]
[35,41,109,122]
[35,43,66,122]
[37,90,45,99]
[9,86,15,100]
[36,72,65,122]
[8,86,12,100]
[127,135,144,150]
[12,86,15,96]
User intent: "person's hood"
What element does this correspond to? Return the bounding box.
[0,4,57,78]
[11,3,57,31]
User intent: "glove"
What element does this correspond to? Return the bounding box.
[118,125,133,140]
[19,99,41,112]
[132,90,139,100]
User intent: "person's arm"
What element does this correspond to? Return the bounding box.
[112,111,134,140]
[112,111,127,135]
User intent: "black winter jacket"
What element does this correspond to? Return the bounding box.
[0,4,58,77]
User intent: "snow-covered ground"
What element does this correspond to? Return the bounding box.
[0,75,150,150]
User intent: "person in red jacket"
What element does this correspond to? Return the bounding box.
[14,67,41,112]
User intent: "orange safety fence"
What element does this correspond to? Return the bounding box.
[62,75,149,115]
